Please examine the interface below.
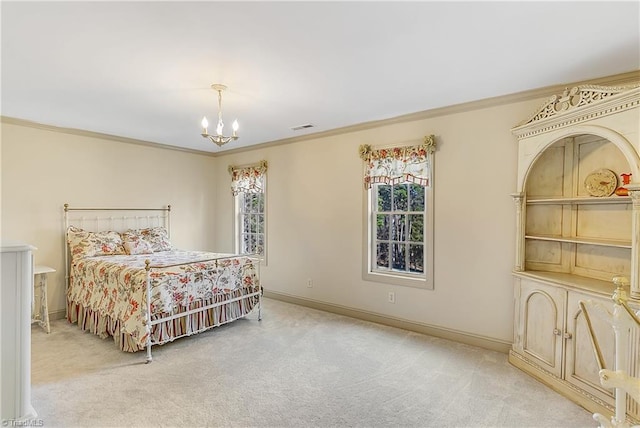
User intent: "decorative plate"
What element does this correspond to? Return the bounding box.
[584,169,617,197]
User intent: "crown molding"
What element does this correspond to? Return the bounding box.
[0,116,216,157]
[3,70,639,158]
[217,70,640,157]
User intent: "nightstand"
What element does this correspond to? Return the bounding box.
[33,265,54,333]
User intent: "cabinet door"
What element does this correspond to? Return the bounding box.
[565,291,615,405]
[518,279,566,377]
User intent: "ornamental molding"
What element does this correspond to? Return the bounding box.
[512,84,640,139]
[510,192,525,203]
[508,351,614,411]
[628,185,640,207]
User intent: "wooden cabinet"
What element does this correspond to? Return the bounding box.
[509,84,640,424]
[512,278,623,406]
[1,242,37,422]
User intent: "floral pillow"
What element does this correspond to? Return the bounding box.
[140,226,172,252]
[67,226,126,259]
[121,229,153,255]
[123,239,154,255]
[123,227,172,253]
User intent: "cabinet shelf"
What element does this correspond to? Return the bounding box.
[525,234,632,248]
[526,196,631,205]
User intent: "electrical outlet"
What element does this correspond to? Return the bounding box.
[307,278,313,288]
[388,292,395,303]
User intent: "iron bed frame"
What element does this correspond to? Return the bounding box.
[63,204,262,363]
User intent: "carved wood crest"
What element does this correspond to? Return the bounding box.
[516,84,640,128]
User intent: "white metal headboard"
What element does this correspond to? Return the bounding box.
[63,203,171,234]
[63,203,172,300]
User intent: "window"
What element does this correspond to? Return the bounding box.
[373,183,425,274]
[359,137,435,289]
[230,160,267,260]
[236,191,265,256]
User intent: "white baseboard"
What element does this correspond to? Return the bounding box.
[264,290,511,354]
[49,309,66,321]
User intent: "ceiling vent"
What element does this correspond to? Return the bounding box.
[290,123,314,131]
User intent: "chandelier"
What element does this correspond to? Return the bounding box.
[201,84,239,147]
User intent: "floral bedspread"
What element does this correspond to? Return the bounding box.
[68,250,259,343]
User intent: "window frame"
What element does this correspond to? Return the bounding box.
[362,163,434,290]
[233,176,267,265]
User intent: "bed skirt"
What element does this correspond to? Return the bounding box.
[67,286,260,352]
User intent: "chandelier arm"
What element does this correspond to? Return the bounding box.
[200,83,238,147]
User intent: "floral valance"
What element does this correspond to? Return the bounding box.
[228,160,268,196]
[358,135,436,189]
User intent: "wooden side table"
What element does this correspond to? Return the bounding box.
[33,265,54,334]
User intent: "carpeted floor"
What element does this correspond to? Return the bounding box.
[31,298,595,427]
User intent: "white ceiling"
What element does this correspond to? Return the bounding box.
[2,1,639,153]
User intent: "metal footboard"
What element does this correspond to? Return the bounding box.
[144,255,262,363]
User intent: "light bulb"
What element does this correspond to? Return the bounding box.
[201,117,208,129]
[232,119,239,132]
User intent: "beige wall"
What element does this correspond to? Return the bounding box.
[1,123,218,315]
[4,73,634,345]
[213,98,546,344]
